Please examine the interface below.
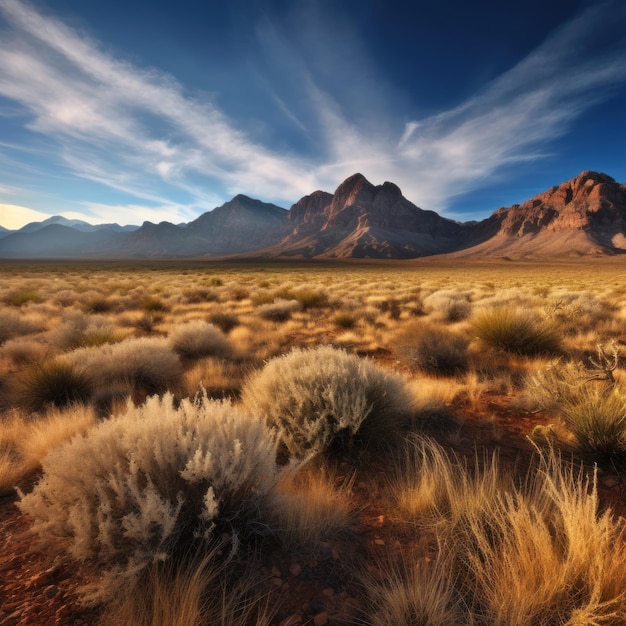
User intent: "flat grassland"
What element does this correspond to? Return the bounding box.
[2,259,626,625]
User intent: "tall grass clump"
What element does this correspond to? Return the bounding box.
[18,360,94,410]
[102,548,277,626]
[561,386,626,459]
[387,437,626,624]
[241,346,413,461]
[0,405,96,494]
[18,392,278,605]
[394,321,469,376]
[362,556,463,626]
[168,320,231,359]
[473,306,562,356]
[269,465,355,551]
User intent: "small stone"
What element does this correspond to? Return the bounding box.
[314,611,329,626]
[378,514,385,525]
[322,587,335,597]
[374,538,385,546]
[271,577,283,587]
[603,477,619,489]
[271,565,282,577]
[289,562,302,577]
[309,598,323,613]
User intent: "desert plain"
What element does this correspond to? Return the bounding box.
[2,258,626,625]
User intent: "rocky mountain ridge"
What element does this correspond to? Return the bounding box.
[1,170,624,259]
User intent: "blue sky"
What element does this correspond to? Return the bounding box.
[0,0,625,229]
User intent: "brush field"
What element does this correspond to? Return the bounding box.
[2,258,626,625]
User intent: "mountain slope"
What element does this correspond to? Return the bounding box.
[452,171,626,258]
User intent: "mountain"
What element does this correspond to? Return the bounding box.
[17,215,138,234]
[1,171,625,259]
[0,224,124,258]
[185,194,288,255]
[272,173,470,258]
[452,171,626,258]
[0,196,288,258]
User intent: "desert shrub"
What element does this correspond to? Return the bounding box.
[18,392,278,604]
[142,296,167,312]
[208,311,239,333]
[182,288,217,304]
[52,313,122,350]
[523,359,586,413]
[560,386,626,458]
[83,296,113,313]
[133,312,163,333]
[332,311,357,329]
[241,346,413,461]
[257,299,302,322]
[0,309,40,345]
[394,321,469,375]
[423,290,471,322]
[545,291,616,334]
[292,286,328,309]
[60,337,182,394]
[18,360,94,411]
[525,359,626,459]
[473,307,562,356]
[169,320,231,359]
[4,288,42,307]
[1,337,47,365]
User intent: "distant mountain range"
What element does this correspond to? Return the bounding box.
[1,170,625,259]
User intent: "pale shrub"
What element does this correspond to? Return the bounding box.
[60,336,182,393]
[51,312,122,350]
[1,336,47,365]
[423,290,471,322]
[18,392,277,604]
[241,346,413,461]
[257,298,302,322]
[0,309,40,345]
[168,320,231,358]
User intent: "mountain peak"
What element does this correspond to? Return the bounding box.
[573,170,616,186]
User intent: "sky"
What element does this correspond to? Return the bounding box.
[0,0,625,229]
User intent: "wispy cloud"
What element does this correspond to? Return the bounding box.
[0,0,625,226]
